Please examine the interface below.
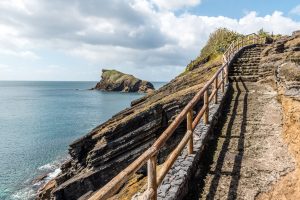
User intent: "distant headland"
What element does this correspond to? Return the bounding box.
[92,69,155,93]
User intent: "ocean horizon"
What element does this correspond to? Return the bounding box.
[0,81,166,200]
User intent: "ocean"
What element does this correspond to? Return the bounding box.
[0,81,166,200]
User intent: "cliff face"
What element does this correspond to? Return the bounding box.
[37,57,221,199]
[93,69,155,93]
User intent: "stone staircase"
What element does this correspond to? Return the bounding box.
[229,45,265,82]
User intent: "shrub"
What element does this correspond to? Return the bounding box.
[186,28,242,71]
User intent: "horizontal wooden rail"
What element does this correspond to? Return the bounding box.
[88,33,265,200]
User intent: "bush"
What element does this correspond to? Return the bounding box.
[257,28,282,44]
[186,28,242,71]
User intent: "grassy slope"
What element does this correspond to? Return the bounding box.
[185,28,242,72]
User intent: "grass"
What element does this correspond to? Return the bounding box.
[102,69,140,85]
[185,28,242,72]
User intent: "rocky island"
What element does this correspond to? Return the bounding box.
[92,69,155,93]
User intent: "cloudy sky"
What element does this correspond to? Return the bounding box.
[0,0,300,81]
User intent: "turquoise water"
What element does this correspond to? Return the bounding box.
[0,81,165,200]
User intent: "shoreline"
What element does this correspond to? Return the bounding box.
[11,156,69,200]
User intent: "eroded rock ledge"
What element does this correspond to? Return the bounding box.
[92,69,155,93]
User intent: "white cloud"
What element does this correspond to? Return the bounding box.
[290,4,300,15]
[0,49,39,60]
[0,0,299,81]
[151,0,201,10]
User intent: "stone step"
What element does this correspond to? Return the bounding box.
[229,68,260,73]
[241,53,261,57]
[233,61,260,64]
[232,63,260,68]
[243,49,263,51]
[230,69,259,74]
[230,71,260,75]
[229,75,259,82]
[229,72,259,76]
[234,59,260,62]
[243,49,263,53]
[243,48,264,52]
[236,56,261,61]
[231,64,260,68]
[235,58,261,63]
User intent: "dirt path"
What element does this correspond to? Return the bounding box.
[184,81,295,200]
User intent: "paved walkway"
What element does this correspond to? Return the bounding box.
[184,81,295,200]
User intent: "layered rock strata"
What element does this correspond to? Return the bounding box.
[38,59,221,199]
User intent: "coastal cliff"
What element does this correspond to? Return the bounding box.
[37,30,300,200]
[35,29,256,200]
[92,69,155,93]
[37,54,222,200]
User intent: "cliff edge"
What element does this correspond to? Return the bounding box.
[92,69,155,93]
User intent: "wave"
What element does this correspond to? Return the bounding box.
[11,156,69,200]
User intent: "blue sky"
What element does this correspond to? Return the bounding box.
[0,0,299,82]
[189,0,300,20]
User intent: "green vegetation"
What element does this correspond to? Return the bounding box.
[102,69,140,85]
[257,28,282,41]
[185,28,242,72]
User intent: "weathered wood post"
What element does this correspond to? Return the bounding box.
[187,109,193,154]
[148,155,157,200]
[225,63,229,84]
[204,89,209,124]
[214,76,218,104]
[221,69,225,93]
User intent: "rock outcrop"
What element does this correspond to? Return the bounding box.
[257,30,300,200]
[92,69,155,93]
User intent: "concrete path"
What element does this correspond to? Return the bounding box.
[184,81,295,200]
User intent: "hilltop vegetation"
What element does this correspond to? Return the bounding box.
[185,28,283,73]
[185,28,242,71]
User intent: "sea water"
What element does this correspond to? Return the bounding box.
[0,81,165,200]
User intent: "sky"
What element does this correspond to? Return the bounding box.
[0,0,299,82]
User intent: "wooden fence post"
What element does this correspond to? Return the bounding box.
[204,90,209,124]
[187,110,193,154]
[148,155,157,200]
[221,69,225,93]
[214,76,218,104]
[225,63,229,84]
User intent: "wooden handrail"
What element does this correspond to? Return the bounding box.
[88,33,265,200]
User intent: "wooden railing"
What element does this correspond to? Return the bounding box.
[88,33,265,200]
